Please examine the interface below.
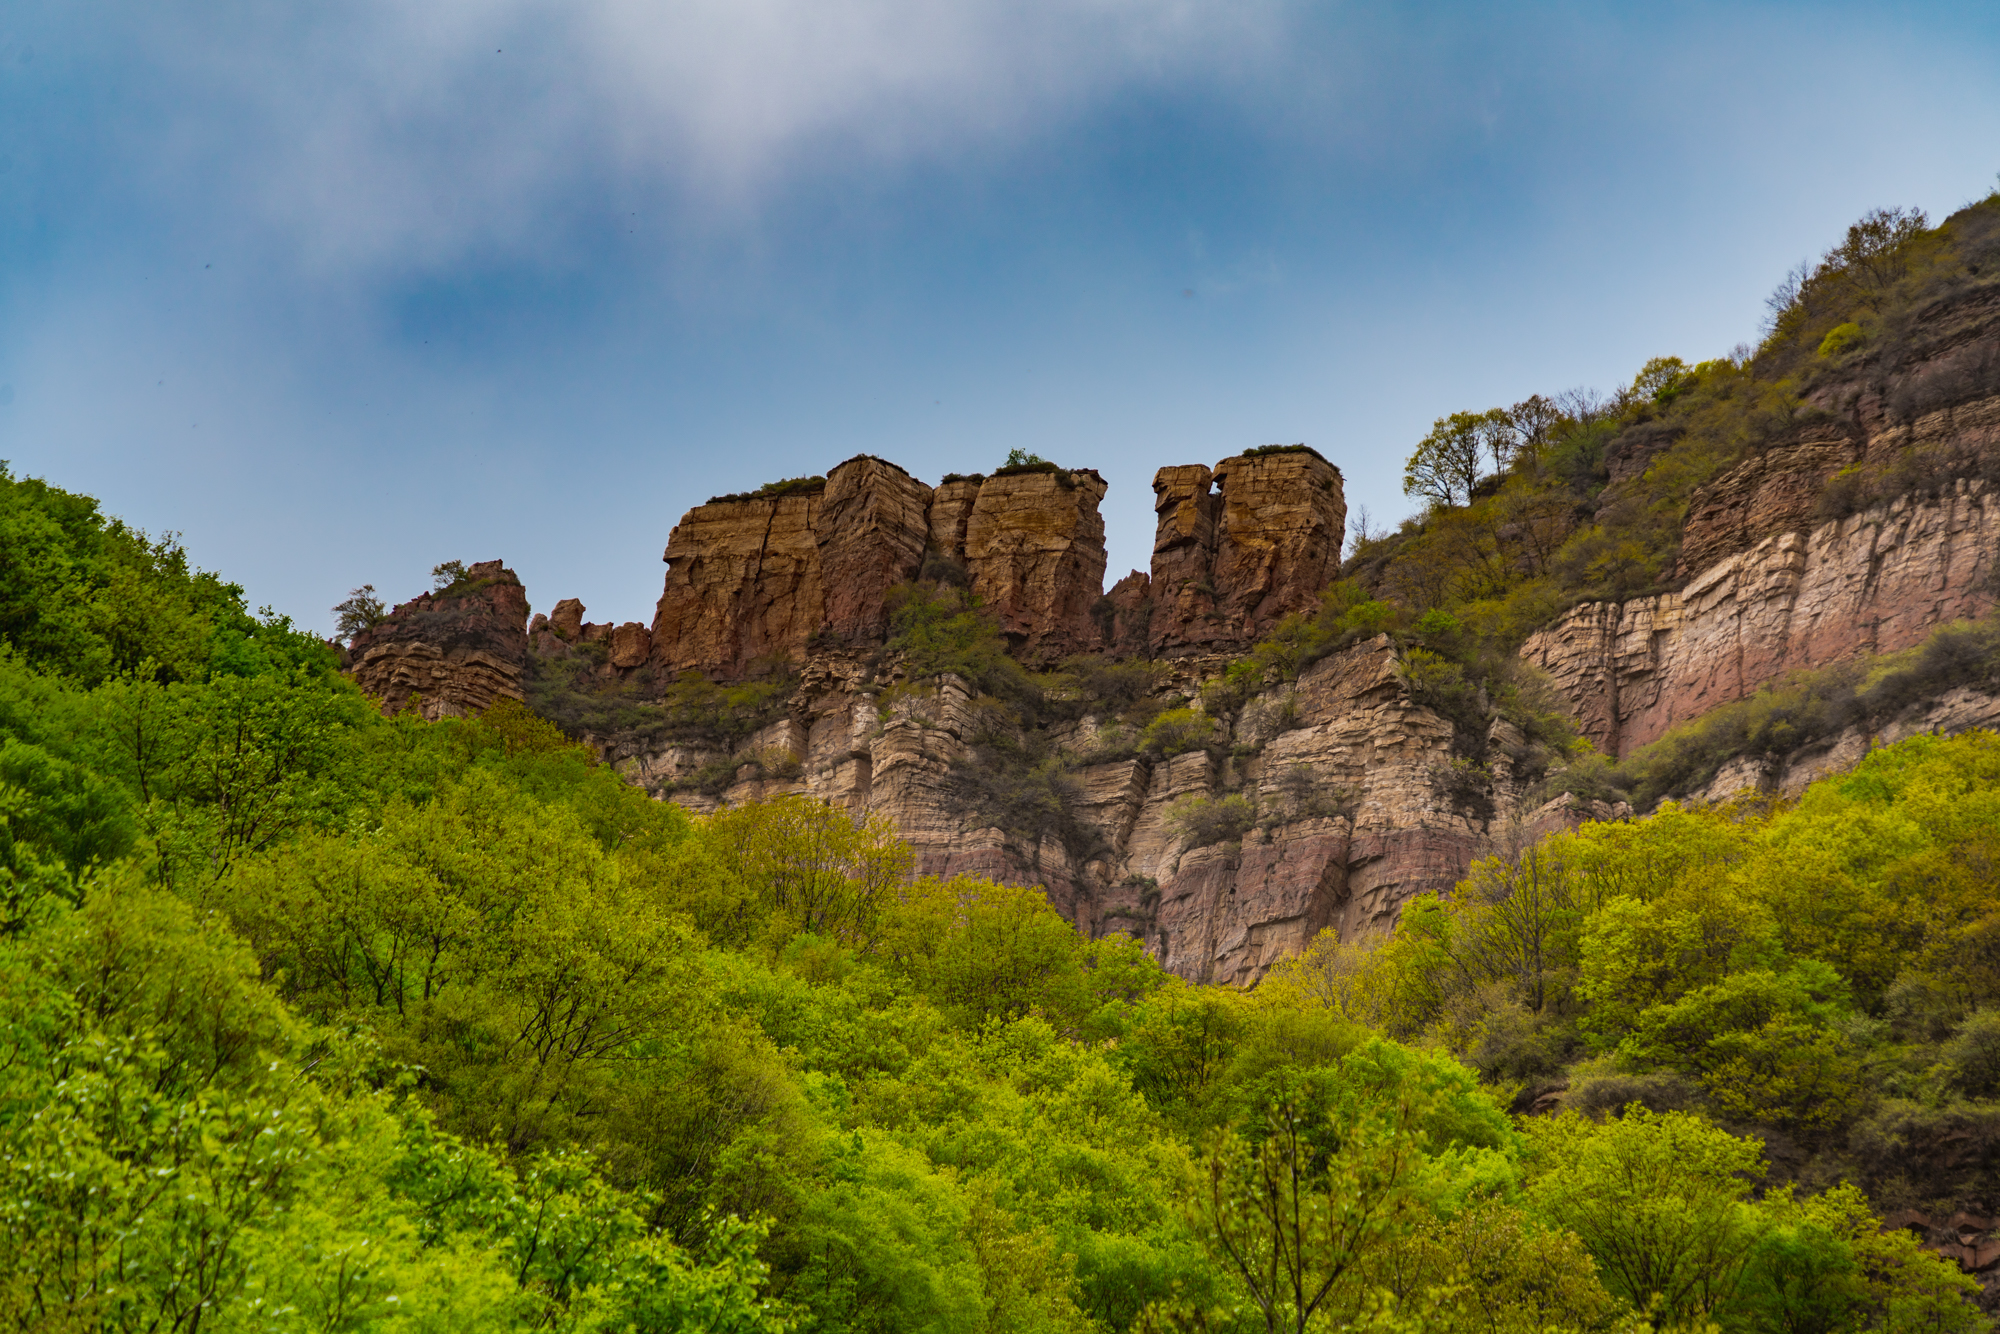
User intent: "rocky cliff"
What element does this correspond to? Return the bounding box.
[346,560,531,720]
[597,633,1594,986]
[1138,448,1347,654]
[1523,395,2000,758]
[645,457,1112,676]
[340,261,2000,989]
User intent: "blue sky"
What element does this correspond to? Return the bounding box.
[2,1,1997,634]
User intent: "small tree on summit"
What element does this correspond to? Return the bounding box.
[332,585,385,642]
[1403,409,1511,508]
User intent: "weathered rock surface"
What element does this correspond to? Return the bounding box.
[347,560,530,720]
[1524,474,2000,757]
[647,458,1122,677]
[1209,449,1349,638]
[814,457,935,645]
[1677,436,1861,576]
[549,598,586,640]
[603,633,1522,987]
[1146,449,1346,654]
[650,487,829,679]
[960,469,1110,662]
[1099,571,1153,657]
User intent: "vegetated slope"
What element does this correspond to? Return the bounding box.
[311,191,2000,997]
[1327,190,2000,796]
[2,464,1992,1332]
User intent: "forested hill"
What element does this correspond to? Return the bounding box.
[5,450,2000,1327]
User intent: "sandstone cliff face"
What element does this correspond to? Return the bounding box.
[1524,397,2000,757]
[1210,450,1349,637]
[650,488,832,678]
[647,459,1118,677]
[958,469,1109,662]
[814,457,936,646]
[1146,450,1346,654]
[603,634,1539,987]
[347,560,530,720]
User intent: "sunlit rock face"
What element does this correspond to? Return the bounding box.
[1145,449,1347,655]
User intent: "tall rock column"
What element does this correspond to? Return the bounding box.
[961,468,1110,662]
[650,487,827,678]
[650,455,940,678]
[1147,447,1346,653]
[814,457,934,644]
[1147,464,1225,652]
[1210,448,1346,640]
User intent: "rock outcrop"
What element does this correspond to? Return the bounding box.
[647,458,1118,677]
[1524,420,2000,758]
[954,468,1109,662]
[601,633,1537,987]
[1145,448,1347,653]
[346,560,530,720]
[650,482,837,679]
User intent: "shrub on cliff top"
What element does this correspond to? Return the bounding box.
[706,474,826,505]
[1240,442,1329,463]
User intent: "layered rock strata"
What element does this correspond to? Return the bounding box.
[1524,428,2000,758]
[346,560,530,720]
[648,458,1119,677]
[955,469,1109,662]
[603,635,1542,986]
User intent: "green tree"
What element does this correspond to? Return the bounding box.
[1525,1108,1762,1325]
[1159,1063,1444,1333]
[1403,410,1512,509]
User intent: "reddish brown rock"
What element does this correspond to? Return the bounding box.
[960,468,1109,662]
[649,457,937,678]
[1210,449,1346,639]
[1678,436,1861,576]
[813,456,933,644]
[1099,571,1153,657]
[549,598,585,640]
[650,488,827,678]
[1147,449,1347,654]
[1148,465,1224,651]
[1525,468,2000,758]
[927,477,983,563]
[609,622,652,669]
[346,559,529,720]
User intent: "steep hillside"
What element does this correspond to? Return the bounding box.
[340,192,2000,989]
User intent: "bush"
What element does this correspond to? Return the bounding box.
[1140,708,1215,760]
[1165,793,1257,849]
[1240,443,1329,463]
[707,475,826,504]
[1816,321,1865,358]
[1943,1010,2000,1098]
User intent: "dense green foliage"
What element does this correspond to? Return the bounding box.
[1272,731,2000,1236]
[2,466,1992,1332]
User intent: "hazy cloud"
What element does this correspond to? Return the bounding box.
[74,0,1289,275]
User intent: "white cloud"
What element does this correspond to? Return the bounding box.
[94,0,1290,275]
